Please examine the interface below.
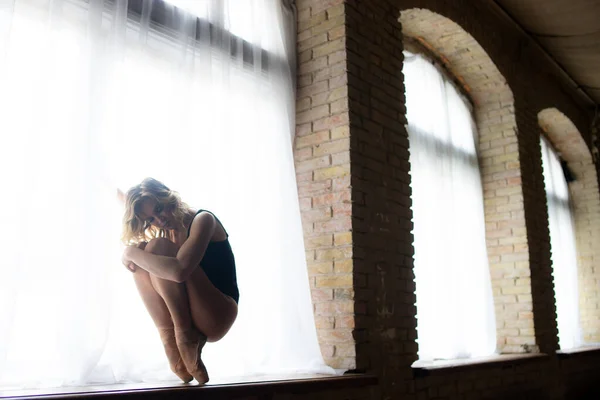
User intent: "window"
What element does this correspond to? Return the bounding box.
[403,52,497,360]
[0,0,328,389]
[540,137,582,349]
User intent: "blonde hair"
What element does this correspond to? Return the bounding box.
[121,178,190,245]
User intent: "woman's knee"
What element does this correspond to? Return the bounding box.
[145,237,178,256]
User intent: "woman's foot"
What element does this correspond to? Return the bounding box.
[175,328,209,384]
[157,328,194,383]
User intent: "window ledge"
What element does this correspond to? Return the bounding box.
[557,344,600,359]
[412,353,549,377]
[1,374,377,400]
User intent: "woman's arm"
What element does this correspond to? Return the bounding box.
[124,212,217,282]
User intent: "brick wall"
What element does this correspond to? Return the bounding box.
[344,2,417,394]
[295,0,355,370]
[293,0,600,399]
[514,103,559,355]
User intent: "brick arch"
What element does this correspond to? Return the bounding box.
[400,8,540,354]
[539,108,600,343]
[539,108,593,162]
[400,8,512,108]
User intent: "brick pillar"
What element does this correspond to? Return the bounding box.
[478,100,536,354]
[294,0,355,370]
[345,0,417,396]
[516,107,560,354]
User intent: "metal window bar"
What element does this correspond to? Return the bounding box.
[116,0,288,75]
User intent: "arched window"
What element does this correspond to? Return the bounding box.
[0,0,327,389]
[540,137,582,349]
[403,52,496,360]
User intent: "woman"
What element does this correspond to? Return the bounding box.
[120,177,239,384]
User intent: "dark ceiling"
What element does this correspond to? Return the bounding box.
[493,0,600,106]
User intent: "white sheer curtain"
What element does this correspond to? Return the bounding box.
[0,0,331,390]
[540,138,582,349]
[403,52,497,361]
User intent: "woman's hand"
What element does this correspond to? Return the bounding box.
[121,242,147,273]
[121,246,137,273]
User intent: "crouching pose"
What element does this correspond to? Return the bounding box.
[120,178,239,384]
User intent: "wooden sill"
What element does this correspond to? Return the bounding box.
[1,374,377,400]
[412,353,549,377]
[556,345,600,359]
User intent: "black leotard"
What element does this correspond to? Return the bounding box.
[187,210,239,303]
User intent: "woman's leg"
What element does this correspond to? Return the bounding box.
[132,267,193,383]
[184,266,238,343]
[144,238,237,340]
[145,238,209,384]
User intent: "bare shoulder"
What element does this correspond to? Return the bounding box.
[191,211,227,241]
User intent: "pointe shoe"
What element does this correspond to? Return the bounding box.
[157,328,194,383]
[175,328,209,384]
